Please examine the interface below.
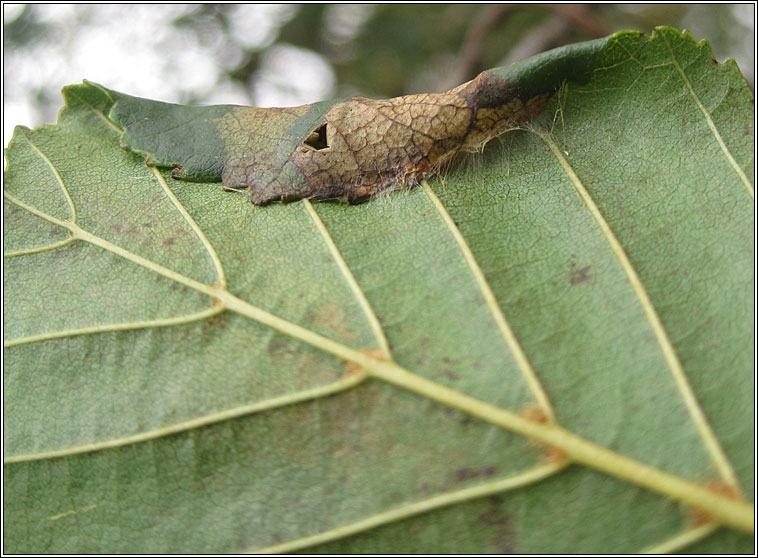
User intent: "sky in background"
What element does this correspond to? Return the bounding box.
[3,3,755,148]
[2,4,345,145]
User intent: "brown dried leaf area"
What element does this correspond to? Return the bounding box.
[219,72,550,205]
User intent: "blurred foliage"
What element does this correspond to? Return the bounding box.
[2,3,754,144]
[225,3,754,96]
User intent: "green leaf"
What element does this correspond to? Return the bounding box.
[3,27,754,553]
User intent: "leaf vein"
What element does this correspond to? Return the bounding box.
[18,129,77,221]
[3,306,224,348]
[249,461,567,554]
[661,34,754,198]
[537,130,742,492]
[303,200,392,359]
[3,370,368,464]
[3,236,75,258]
[641,523,720,554]
[4,191,752,535]
[74,86,228,288]
[70,83,123,134]
[150,167,228,287]
[421,181,556,421]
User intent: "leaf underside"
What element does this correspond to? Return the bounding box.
[3,27,754,553]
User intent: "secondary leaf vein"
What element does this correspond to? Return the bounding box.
[421,181,556,421]
[4,191,752,534]
[4,369,368,463]
[249,461,568,554]
[661,34,754,198]
[303,200,392,359]
[3,306,224,348]
[150,167,227,287]
[3,236,75,258]
[19,129,77,221]
[537,129,742,492]
[641,523,720,554]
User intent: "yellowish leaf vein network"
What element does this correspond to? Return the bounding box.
[303,200,392,359]
[68,84,123,134]
[537,130,741,493]
[3,130,78,256]
[3,306,224,348]
[662,34,754,198]
[4,366,368,464]
[150,167,227,288]
[3,193,753,535]
[3,119,227,345]
[18,128,77,221]
[48,504,98,521]
[422,181,556,422]
[78,90,228,288]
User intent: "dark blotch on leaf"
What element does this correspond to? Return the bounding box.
[456,466,498,482]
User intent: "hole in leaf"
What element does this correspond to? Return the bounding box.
[304,123,329,150]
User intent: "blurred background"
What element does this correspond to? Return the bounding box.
[3,4,755,147]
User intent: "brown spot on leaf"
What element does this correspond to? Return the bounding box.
[474,496,516,553]
[569,263,591,284]
[540,445,567,464]
[203,313,226,329]
[347,348,386,376]
[307,301,359,345]
[519,404,550,424]
[519,404,566,463]
[442,370,461,381]
[267,340,284,356]
[476,507,503,526]
[460,415,476,427]
[689,481,740,527]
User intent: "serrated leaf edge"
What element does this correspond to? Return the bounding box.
[661,33,754,199]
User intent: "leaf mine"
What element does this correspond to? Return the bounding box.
[286,72,551,205]
[103,36,609,205]
[201,73,551,205]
